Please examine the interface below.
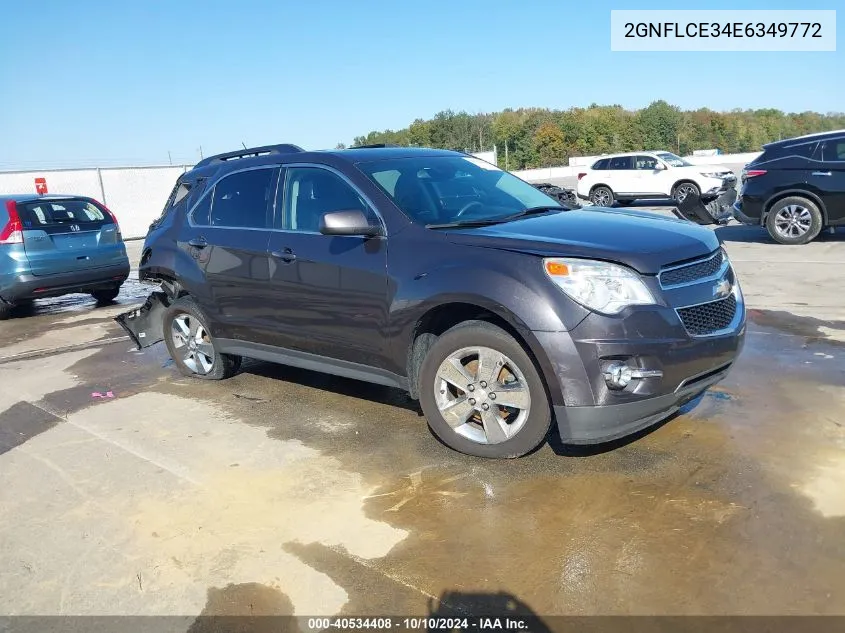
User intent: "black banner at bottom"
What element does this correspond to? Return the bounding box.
[2,616,845,633]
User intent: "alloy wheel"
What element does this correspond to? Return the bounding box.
[433,346,531,445]
[774,204,812,239]
[592,188,611,206]
[675,184,697,202]
[171,313,215,374]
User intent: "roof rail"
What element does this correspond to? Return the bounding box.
[349,143,403,149]
[194,143,304,169]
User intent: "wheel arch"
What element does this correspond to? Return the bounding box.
[405,300,562,407]
[763,189,829,225]
[671,179,700,195]
[589,183,613,195]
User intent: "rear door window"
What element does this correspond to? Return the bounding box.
[608,156,633,170]
[18,199,109,231]
[821,138,845,162]
[211,168,277,229]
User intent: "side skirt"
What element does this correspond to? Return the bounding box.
[216,339,410,392]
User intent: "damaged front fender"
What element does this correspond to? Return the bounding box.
[114,291,170,349]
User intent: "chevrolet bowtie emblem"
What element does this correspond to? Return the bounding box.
[713,277,732,300]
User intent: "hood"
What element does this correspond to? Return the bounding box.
[685,163,735,176]
[444,208,720,274]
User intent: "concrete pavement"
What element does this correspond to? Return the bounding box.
[0,227,843,620]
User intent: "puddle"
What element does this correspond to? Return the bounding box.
[748,309,845,344]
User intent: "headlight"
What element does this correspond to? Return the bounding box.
[700,172,723,179]
[543,258,655,315]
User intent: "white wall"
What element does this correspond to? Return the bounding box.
[0,165,189,239]
[99,167,188,239]
[0,150,763,238]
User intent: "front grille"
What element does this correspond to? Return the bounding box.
[677,295,737,336]
[660,250,723,287]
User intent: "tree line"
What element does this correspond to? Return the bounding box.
[344,101,845,170]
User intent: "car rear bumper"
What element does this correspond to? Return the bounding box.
[732,198,763,225]
[0,263,130,303]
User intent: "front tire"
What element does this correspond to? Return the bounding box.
[672,182,700,203]
[418,321,551,458]
[765,196,823,245]
[163,296,241,380]
[590,186,614,207]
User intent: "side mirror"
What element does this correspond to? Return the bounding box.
[655,163,667,170]
[319,210,382,237]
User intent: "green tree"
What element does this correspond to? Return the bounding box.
[533,122,566,166]
[347,103,845,169]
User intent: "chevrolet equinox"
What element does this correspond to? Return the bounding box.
[118,144,746,458]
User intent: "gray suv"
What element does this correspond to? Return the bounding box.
[119,144,746,459]
[0,195,130,319]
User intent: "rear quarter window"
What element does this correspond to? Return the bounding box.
[591,159,609,170]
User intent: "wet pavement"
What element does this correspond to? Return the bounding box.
[0,235,844,618]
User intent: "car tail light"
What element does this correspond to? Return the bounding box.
[1,200,23,245]
[745,169,767,178]
[577,172,587,180]
[99,202,122,239]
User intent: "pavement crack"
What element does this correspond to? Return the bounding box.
[0,336,129,365]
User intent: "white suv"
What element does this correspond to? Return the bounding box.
[575,151,736,207]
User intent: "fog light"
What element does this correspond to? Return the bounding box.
[604,362,633,389]
[603,362,664,390]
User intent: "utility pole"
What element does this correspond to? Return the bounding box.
[199,146,204,159]
[168,151,172,166]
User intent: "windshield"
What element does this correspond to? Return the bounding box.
[357,155,561,225]
[655,152,693,167]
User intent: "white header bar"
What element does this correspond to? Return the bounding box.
[611,10,836,52]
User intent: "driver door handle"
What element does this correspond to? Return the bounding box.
[188,237,208,248]
[271,248,297,263]
[812,171,832,177]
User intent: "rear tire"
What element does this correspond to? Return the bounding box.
[617,199,634,206]
[163,296,241,380]
[765,196,823,245]
[92,286,121,304]
[590,186,614,207]
[418,321,551,458]
[0,303,11,321]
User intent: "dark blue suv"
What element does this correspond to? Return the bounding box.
[119,144,745,458]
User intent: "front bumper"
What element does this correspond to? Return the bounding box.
[536,290,746,444]
[553,356,736,444]
[0,262,130,303]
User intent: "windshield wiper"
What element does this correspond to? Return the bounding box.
[426,206,562,229]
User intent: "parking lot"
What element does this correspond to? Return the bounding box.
[1,219,844,619]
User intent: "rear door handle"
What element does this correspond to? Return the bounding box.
[271,248,297,263]
[812,171,832,177]
[188,237,208,248]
